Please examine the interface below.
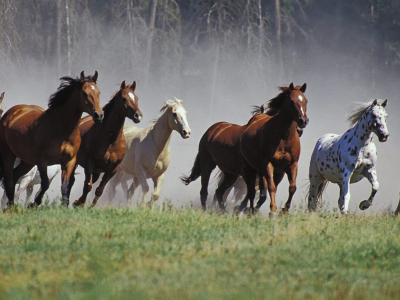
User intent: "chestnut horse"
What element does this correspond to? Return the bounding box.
[71,80,142,208]
[213,102,303,214]
[0,71,103,207]
[182,83,308,214]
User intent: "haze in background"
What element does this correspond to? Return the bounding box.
[0,0,399,214]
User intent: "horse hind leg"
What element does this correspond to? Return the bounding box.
[359,167,379,211]
[214,172,238,213]
[281,163,298,214]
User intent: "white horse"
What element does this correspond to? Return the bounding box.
[308,99,389,214]
[0,163,61,207]
[107,99,191,205]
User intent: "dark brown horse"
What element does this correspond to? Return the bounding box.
[0,71,103,207]
[71,80,142,208]
[213,102,303,214]
[182,83,308,214]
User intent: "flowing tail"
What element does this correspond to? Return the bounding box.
[181,153,201,185]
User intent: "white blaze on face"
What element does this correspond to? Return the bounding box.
[298,95,303,102]
[300,106,305,116]
[91,85,95,90]
[175,105,190,130]
[128,92,135,103]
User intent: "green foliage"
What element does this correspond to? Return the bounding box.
[0,207,400,299]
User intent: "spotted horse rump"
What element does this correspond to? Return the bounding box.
[307,99,389,214]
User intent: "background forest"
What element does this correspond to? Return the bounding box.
[0,0,400,211]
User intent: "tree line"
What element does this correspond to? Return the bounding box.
[0,0,399,100]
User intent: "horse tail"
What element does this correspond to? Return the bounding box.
[181,153,201,185]
[316,181,329,202]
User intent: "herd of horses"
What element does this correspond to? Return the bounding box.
[0,72,397,215]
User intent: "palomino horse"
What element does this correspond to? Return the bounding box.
[308,99,389,214]
[0,71,103,207]
[107,99,191,205]
[71,80,142,208]
[213,101,303,214]
[182,83,308,214]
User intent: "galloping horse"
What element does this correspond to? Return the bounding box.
[0,71,103,207]
[182,83,308,214]
[108,99,191,205]
[213,101,303,214]
[71,80,142,208]
[308,99,389,214]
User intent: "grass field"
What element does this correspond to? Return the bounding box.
[1,204,400,300]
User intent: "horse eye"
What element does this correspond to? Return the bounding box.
[173,112,177,117]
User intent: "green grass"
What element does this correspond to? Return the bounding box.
[1,205,400,300]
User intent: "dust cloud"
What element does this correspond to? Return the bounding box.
[1,10,399,215]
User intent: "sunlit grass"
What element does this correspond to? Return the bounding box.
[0,205,400,299]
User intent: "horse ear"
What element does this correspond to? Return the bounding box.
[93,71,98,83]
[382,99,388,107]
[80,71,85,82]
[289,82,294,90]
[372,99,378,106]
[120,80,126,89]
[131,81,136,91]
[0,92,4,103]
[300,83,307,93]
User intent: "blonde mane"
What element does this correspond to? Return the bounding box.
[347,100,384,126]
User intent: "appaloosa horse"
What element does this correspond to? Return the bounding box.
[308,99,389,214]
[0,71,103,207]
[71,80,142,208]
[182,83,308,215]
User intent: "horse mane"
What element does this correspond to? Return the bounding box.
[48,74,96,109]
[347,100,381,126]
[101,89,122,117]
[264,86,291,115]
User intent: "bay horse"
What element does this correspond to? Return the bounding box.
[213,102,303,214]
[308,99,389,214]
[0,163,61,208]
[0,71,103,208]
[182,83,308,214]
[71,80,142,208]
[107,99,191,205]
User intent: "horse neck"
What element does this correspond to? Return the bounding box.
[46,89,84,134]
[347,114,374,148]
[265,108,295,142]
[149,110,173,154]
[102,100,126,142]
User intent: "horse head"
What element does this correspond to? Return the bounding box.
[164,98,191,139]
[368,99,389,142]
[79,71,104,123]
[288,83,309,129]
[120,80,142,123]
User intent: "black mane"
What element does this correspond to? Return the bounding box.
[48,74,97,109]
[264,86,291,115]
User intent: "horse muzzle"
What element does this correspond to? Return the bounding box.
[93,110,104,123]
[297,117,309,129]
[181,128,191,139]
[133,112,142,124]
[378,133,389,142]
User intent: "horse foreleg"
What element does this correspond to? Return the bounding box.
[338,176,351,214]
[73,165,94,208]
[29,163,49,208]
[151,173,165,203]
[61,158,77,207]
[91,171,113,208]
[282,163,298,214]
[359,167,379,210]
[15,166,37,206]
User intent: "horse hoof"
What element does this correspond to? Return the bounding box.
[27,202,38,209]
[72,200,83,208]
[269,212,278,219]
[359,200,371,210]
